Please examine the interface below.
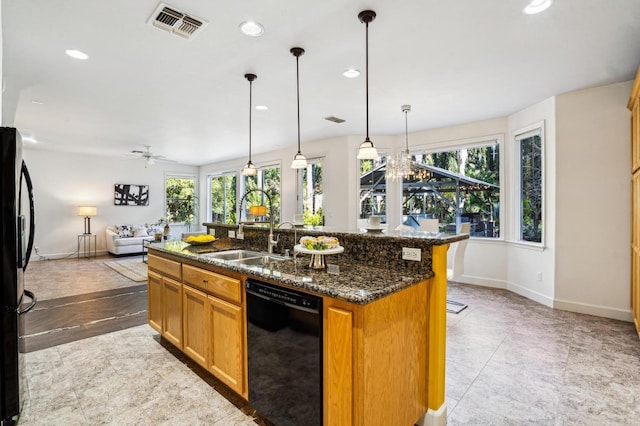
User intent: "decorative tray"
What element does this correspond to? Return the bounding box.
[181,238,215,246]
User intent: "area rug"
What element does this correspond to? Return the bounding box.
[104,259,148,282]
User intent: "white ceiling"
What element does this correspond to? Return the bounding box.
[3,0,640,166]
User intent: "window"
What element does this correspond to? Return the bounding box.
[401,140,501,237]
[516,128,543,243]
[165,175,197,226]
[359,156,387,223]
[209,173,236,225]
[242,164,281,223]
[299,159,323,225]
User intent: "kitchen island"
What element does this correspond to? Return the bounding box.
[146,226,467,425]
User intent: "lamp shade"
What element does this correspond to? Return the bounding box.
[357,139,379,159]
[250,205,267,217]
[291,152,308,169]
[78,206,97,216]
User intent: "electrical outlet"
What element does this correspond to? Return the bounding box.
[402,247,421,261]
[236,231,244,240]
[228,230,235,238]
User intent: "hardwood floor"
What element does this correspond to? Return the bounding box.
[23,256,149,352]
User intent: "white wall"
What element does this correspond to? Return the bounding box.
[504,96,557,306]
[23,149,198,258]
[554,81,633,320]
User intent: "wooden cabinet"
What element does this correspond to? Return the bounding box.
[207,296,245,396]
[147,266,183,349]
[147,251,246,397]
[182,285,209,369]
[147,270,163,333]
[162,276,183,349]
[630,66,640,339]
[323,279,429,426]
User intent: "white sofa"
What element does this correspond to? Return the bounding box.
[105,225,157,256]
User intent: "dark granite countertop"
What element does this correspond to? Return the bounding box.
[147,239,434,305]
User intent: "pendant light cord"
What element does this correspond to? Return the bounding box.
[296,54,301,154]
[249,79,253,162]
[405,109,409,153]
[365,20,370,141]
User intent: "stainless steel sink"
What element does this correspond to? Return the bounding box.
[203,250,288,265]
[202,250,266,260]
[234,254,288,266]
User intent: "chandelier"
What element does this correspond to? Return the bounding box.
[386,105,415,181]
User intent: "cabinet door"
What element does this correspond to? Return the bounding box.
[148,270,163,333]
[633,170,640,336]
[162,277,183,349]
[207,296,244,395]
[183,285,209,368]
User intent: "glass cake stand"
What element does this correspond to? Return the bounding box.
[293,244,344,270]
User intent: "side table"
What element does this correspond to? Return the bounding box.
[78,233,96,259]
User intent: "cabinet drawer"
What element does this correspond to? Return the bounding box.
[183,264,241,304]
[148,254,182,281]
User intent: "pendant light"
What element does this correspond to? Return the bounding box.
[386,104,415,181]
[357,10,379,160]
[242,73,258,176]
[290,47,308,169]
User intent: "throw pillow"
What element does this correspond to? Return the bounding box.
[133,226,148,237]
[117,225,132,238]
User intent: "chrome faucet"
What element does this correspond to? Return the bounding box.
[239,188,278,254]
[278,222,297,256]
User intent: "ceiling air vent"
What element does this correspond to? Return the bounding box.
[324,116,346,123]
[147,3,207,40]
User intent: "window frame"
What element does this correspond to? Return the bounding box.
[513,122,545,247]
[297,157,325,225]
[207,171,237,225]
[239,161,282,223]
[403,135,503,238]
[164,172,197,225]
[358,153,389,223]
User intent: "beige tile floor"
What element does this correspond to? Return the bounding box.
[19,257,640,425]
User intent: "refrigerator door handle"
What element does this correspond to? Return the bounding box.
[18,290,37,315]
[20,160,35,271]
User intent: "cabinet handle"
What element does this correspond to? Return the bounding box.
[203,279,208,283]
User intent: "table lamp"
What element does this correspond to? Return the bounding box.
[78,206,97,234]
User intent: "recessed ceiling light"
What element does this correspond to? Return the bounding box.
[31,100,44,105]
[255,105,268,111]
[239,21,264,37]
[65,49,89,60]
[523,0,553,15]
[343,68,360,78]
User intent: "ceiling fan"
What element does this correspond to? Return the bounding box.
[129,145,174,167]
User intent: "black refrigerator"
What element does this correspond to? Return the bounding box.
[0,127,37,426]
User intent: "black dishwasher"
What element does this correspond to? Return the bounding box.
[246,279,322,426]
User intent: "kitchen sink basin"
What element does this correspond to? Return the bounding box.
[203,250,288,265]
[234,254,288,266]
[203,250,266,261]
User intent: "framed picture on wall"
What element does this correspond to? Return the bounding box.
[114,184,149,206]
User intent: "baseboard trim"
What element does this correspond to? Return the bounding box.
[554,298,633,322]
[416,403,447,426]
[449,274,506,289]
[450,275,633,322]
[506,281,554,308]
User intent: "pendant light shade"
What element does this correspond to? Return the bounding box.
[357,10,379,160]
[290,47,308,169]
[242,73,258,176]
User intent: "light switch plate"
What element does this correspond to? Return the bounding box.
[228,230,235,238]
[402,247,421,261]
